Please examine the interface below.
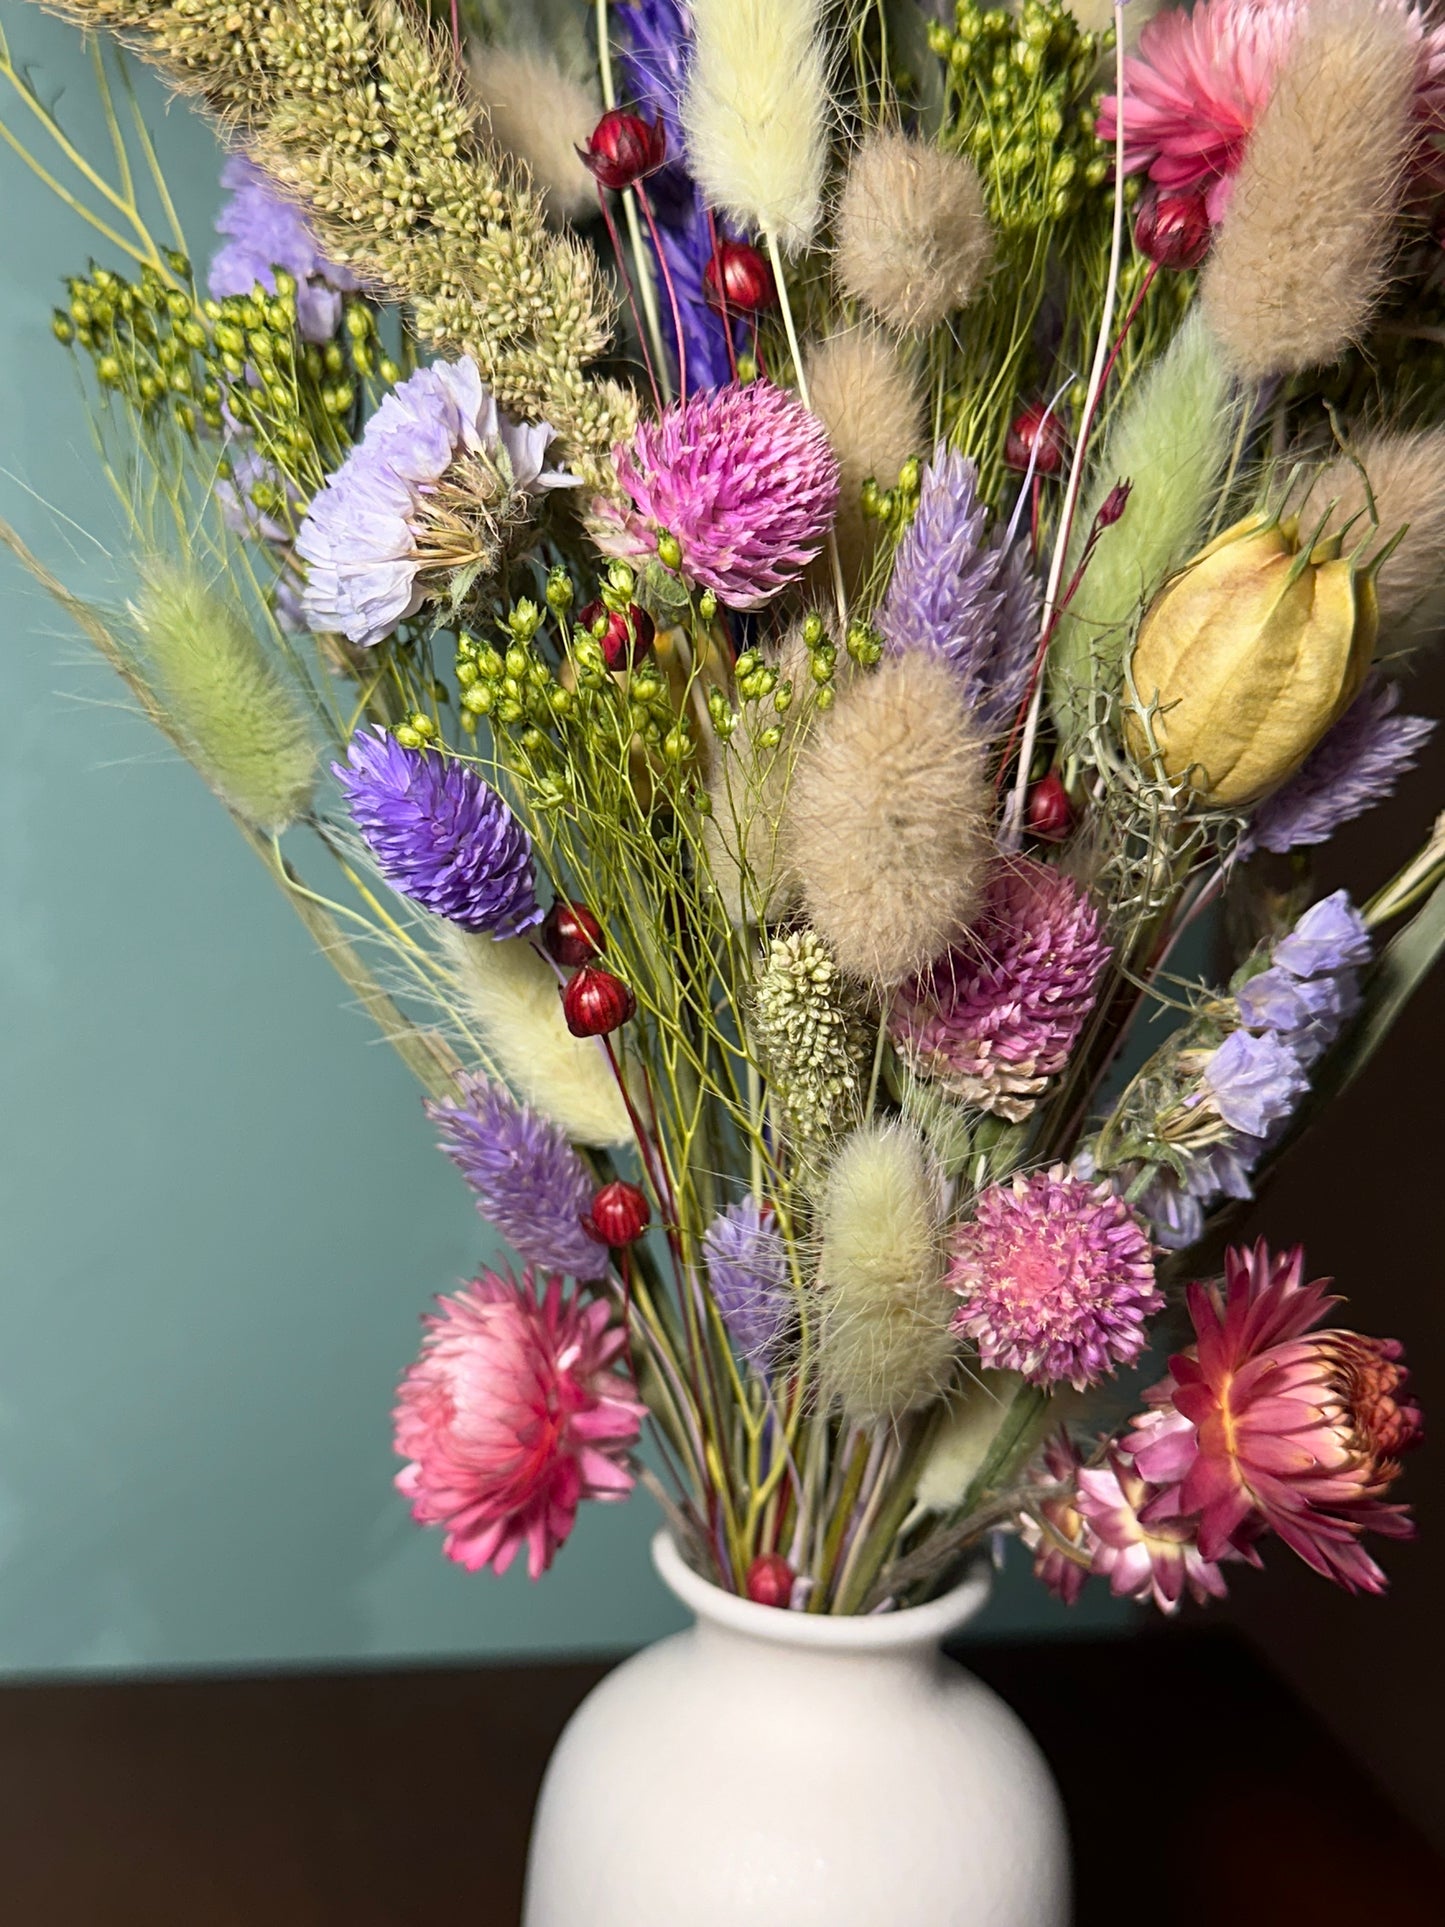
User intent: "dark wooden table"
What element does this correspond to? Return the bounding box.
[0,1632,1439,1924]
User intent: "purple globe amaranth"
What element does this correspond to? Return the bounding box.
[297,357,576,647]
[427,1073,606,1279]
[1244,681,1435,856]
[877,444,1039,735]
[210,155,359,344]
[335,728,543,936]
[606,381,840,609]
[701,1195,790,1361]
[892,858,1110,1121]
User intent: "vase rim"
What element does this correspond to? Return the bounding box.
[650,1531,991,1653]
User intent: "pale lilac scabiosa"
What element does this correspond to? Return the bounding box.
[701,1195,790,1361]
[607,381,840,608]
[335,727,542,936]
[297,357,576,646]
[876,446,1039,734]
[892,859,1110,1121]
[426,1074,606,1279]
[394,1268,645,1578]
[949,1168,1160,1391]
[1244,681,1435,856]
[1129,1242,1423,1593]
[1097,0,1445,224]
[210,155,359,344]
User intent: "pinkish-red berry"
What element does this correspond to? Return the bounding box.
[562,965,636,1038]
[1133,191,1212,271]
[579,599,655,671]
[1004,403,1068,478]
[543,900,606,968]
[587,1179,651,1247]
[579,110,667,192]
[703,240,777,315]
[1026,770,1075,842]
[745,1554,795,1608]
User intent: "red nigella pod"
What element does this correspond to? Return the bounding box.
[543,899,606,968]
[1133,191,1212,272]
[1094,480,1132,531]
[1004,402,1068,478]
[745,1554,794,1609]
[703,240,778,315]
[587,1179,651,1247]
[562,965,637,1038]
[579,109,667,192]
[1025,770,1076,843]
[579,599,656,671]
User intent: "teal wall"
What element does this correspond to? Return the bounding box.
[0,2,1112,1673]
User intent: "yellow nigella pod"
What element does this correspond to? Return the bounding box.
[1125,513,1379,807]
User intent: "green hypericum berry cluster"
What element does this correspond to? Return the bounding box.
[930,0,1113,229]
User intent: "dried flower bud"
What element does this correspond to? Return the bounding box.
[704,240,777,314]
[579,599,655,670]
[1127,514,1378,807]
[543,900,606,968]
[1005,403,1068,478]
[1133,192,1211,271]
[562,965,637,1037]
[579,110,667,192]
[587,1179,651,1246]
[1025,771,1075,842]
[745,1553,794,1607]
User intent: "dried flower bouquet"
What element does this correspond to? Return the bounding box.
[5,0,1441,1618]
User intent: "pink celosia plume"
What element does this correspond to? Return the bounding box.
[394,1267,644,1579]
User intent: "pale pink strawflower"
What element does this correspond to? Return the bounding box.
[949,1167,1160,1391]
[1098,0,1445,222]
[892,858,1110,1122]
[1019,1433,1095,1606]
[1076,1451,1232,1613]
[1128,1241,1423,1594]
[394,1268,644,1579]
[607,380,840,609]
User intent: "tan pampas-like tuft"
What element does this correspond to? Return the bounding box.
[682,0,831,252]
[784,653,994,986]
[1295,427,1445,655]
[834,131,993,334]
[1201,0,1417,382]
[804,329,926,594]
[815,1120,956,1426]
[468,43,599,221]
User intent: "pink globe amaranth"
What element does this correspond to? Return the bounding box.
[393,1268,645,1580]
[1127,1241,1423,1594]
[948,1167,1161,1392]
[607,381,841,610]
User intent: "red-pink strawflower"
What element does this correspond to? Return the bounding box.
[1129,1241,1423,1594]
[1019,1433,1095,1606]
[605,381,840,609]
[1098,0,1445,223]
[1076,1451,1232,1614]
[394,1268,644,1580]
[949,1168,1160,1391]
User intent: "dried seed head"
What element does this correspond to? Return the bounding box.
[834,131,994,333]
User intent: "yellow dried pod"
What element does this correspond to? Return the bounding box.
[1125,513,1378,807]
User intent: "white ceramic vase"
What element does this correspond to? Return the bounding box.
[522,1532,1070,1927]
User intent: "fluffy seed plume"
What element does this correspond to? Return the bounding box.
[468,42,600,221]
[436,926,631,1147]
[750,928,871,1157]
[1295,426,1445,654]
[913,1370,1026,1512]
[681,0,830,252]
[130,559,319,833]
[815,1120,956,1425]
[834,131,993,333]
[805,329,926,594]
[784,653,994,986]
[1200,0,1418,382]
[702,627,817,924]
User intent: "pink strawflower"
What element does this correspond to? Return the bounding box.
[394,1268,645,1579]
[1076,1450,1232,1613]
[1129,1241,1423,1594]
[1019,1433,1095,1606]
[608,380,840,609]
[892,859,1110,1122]
[1098,0,1445,223]
[949,1167,1161,1391]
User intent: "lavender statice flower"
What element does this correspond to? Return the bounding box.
[1271,890,1372,979]
[297,357,576,646]
[1199,1029,1309,1139]
[210,155,359,344]
[1244,681,1434,856]
[701,1195,790,1360]
[335,728,543,936]
[877,445,1039,734]
[427,1075,606,1279]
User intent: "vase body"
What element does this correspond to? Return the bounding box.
[522,1533,1069,1927]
